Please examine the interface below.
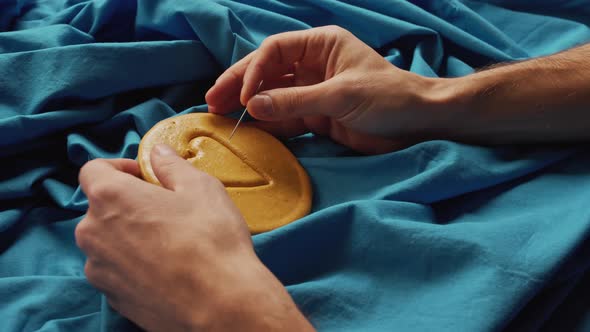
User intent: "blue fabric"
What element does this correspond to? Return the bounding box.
[1,0,590,331]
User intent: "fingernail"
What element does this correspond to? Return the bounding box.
[153,144,177,157]
[250,94,274,118]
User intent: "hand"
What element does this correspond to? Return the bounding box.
[75,145,314,332]
[206,25,445,154]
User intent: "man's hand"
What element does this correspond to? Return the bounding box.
[208,26,590,149]
[206,25,442,154]
[75,144,314,332]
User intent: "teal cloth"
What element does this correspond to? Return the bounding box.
[1,1,590,331]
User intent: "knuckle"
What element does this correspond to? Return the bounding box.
[81,158,106,172]
[261,35,279,49]
[259,35,284,64]
[80,159,122,202]
[250,62,265,78]
[323,25,349,36]
[79,159,102,186]
[155,159,183,180]
[74,220,92,250]
[156,157,178,172]
[225,68,240,83]
[85,181,119,202]
[84,262,98,284]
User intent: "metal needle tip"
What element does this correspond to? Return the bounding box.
[228,81,264,141]
[228,107,248,141]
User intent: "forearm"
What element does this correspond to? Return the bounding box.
[199,255,315,332]
[430,43,590,144]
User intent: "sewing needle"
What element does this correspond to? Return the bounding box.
[228,81,264,141]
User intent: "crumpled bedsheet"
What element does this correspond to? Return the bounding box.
[1,1,590,331]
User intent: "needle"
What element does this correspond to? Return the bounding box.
[228,80,264,141]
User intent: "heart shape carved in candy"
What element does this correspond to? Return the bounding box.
[137,113,312,234]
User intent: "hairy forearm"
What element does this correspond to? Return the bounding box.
[430,43,590,144]
[201,257,315,332]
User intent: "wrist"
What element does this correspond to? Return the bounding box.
[416,75,476,140]
[196,253,314,332]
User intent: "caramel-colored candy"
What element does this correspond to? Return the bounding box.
[137,113,312,233]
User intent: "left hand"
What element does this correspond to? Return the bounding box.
[75,144,313,332]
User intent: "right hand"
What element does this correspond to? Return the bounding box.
[206,25,445,154]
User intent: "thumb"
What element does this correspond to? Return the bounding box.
[150,144,202,192]
[247,80,344,121]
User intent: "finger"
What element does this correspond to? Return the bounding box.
[240,26,349,104]
[75,216,98,255]
[246,79,345,121]
[260,73,296,91]
[150,144,217,192]
[206,51,257,108]
[240,30,313,104]
[79,159,144,210]
[79,158,140,186]
[226,75,305,137]
[209,74,296,115]
[78,159,141,194]
[207,89,242,115]
[84,259,121,293]
[206,49,295,113]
